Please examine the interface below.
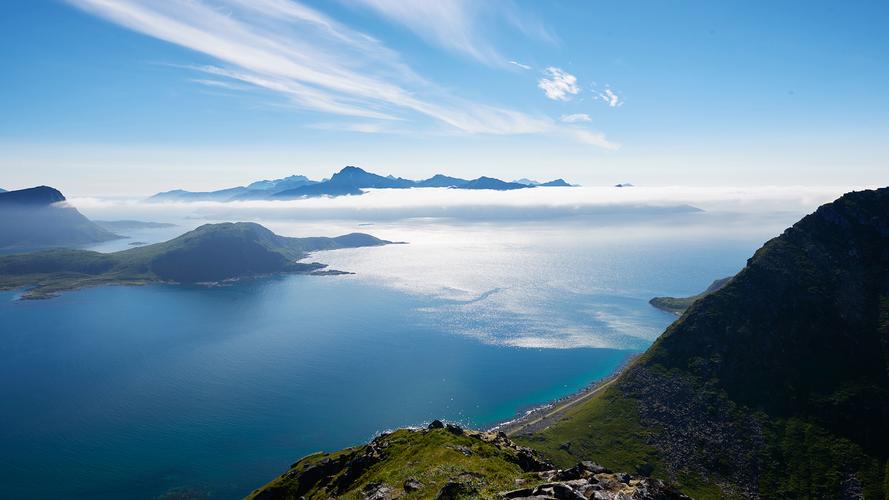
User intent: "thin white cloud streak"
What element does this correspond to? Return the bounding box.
[189,78,250,91]
[67,0,554,136]
[308,121,395,134]
[349,0,552,66]
[509,60,532,70]
[538,67,579,101]
[567,129,620,150]
[560,113,591,123]
[349,0,500,64]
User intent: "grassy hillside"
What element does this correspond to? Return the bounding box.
[0,222,391,298]
[249,423,689,499]
[519,188,889,498]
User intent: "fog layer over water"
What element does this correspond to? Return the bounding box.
[76,185,845,349]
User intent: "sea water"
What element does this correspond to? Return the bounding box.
[0,210,794,498]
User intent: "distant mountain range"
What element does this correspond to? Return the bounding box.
[0,222,393,299]
[514,178,573,187]
[148,166,575,202]
[0,186,121,251]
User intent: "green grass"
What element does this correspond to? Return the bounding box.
[514,387,724,499]
[249,428,544,499]
[514,387,658,472]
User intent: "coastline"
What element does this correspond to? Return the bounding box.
[490,352,640,436]
[0,265,352,301]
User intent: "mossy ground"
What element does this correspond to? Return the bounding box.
[513,388,725,499]
[249,428,544,499]
[516,382,887,499]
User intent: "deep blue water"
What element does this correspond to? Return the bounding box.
[0,278,642,499]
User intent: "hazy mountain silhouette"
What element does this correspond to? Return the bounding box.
[0,186,120,250]
[147,166,576,201]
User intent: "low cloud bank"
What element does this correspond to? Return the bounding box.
[72,185,864,223]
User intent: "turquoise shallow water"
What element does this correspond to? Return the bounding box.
[0,279,640,499]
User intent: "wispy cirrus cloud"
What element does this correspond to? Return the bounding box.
[566,129,620,150]
[67,0,614,148]
[560,113,591,123]
[348,0,552,67]
[68,0,554,136]
[509,60,532,70]
[538,67,579,101]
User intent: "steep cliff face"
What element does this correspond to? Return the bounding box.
[524,188,889,498]
[249,423,690,500]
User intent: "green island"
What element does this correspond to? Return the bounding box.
[648,276,732,314]
[250,187,889,499]
[0,222,393,300]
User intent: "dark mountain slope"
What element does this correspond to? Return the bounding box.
[0,222,392,298]
[522,187,889,498]
[0,186,120,250]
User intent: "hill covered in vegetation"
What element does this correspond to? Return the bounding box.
[0,222,392,299]
[249,422,689,500]
[520,187,889,498]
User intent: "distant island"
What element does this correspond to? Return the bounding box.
[648,276,732,314]
[148,166,576,202]
[0,186,122,251]
[0,222,394,299]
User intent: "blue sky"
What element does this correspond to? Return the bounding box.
[1,0,887,195]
